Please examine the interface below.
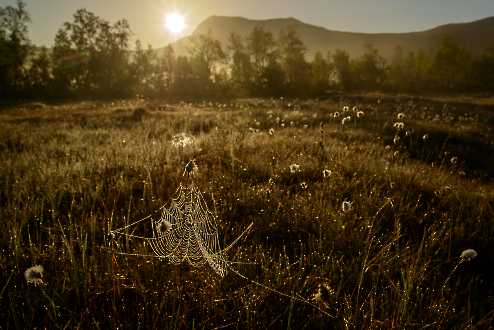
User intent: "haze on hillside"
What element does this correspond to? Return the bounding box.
[174,15,494,59]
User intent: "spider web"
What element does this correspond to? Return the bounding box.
[110,181,250,277]
[109,162,333,317]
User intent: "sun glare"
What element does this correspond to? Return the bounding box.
[165,12,186,35]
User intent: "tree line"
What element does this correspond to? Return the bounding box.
[2,1,494,100]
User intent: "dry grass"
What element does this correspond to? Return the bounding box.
[1,97,493,329]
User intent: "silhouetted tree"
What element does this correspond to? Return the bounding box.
[332,49,354,91]
[310,51,333,95]
[155,45,176,96]
[189,33,226,96]
[131,40,157,95]
[52,9,132,96]
[247,26,279,95]
[354,44,386,90]
[26,46,52,96]
[279,27,310,96]
[227,33,253,94]
[172,55,196,98]
[260,57,285,96]
[430,38,471,91]
[470,49,494,91]
[0,0,30,96]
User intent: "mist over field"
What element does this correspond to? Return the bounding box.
[1,1,494,328]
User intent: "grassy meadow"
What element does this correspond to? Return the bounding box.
[1,96,494,329]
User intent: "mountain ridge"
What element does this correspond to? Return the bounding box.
[170,15,494,59]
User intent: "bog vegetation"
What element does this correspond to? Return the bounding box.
[1,1,494,329]
[2,1,494,101]
[1,96,494,328]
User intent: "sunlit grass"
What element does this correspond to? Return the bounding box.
[1,97,493,328]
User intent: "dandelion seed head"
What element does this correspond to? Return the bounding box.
[450,156,458,165]
[393,135,401,145]
[356,111,365,118]
[397,113,405,120]
[300,182,308,189]
[269,128,275,136]
[343,106,350,113]
[333,112,340,118]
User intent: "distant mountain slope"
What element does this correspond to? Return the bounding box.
[171,15,494,59]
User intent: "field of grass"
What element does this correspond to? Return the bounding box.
[1,96,493,329]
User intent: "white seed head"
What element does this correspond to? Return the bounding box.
[341,116,351,125]
[289,164,301,174]
[393,122,405,130]
[172,133,194,148]
[322,169,332,178]
[460,249,477,262]
[25,265,45,286]
[397,112,405,120]
[342,201,353,213]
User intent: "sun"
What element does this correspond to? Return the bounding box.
[165,12,186,35]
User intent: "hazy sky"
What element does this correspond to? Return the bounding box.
[2,0,494,47]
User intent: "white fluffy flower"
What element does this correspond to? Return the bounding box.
[24,265,45,286]
[341,116,351,126]
[393,122,405,130]
[171,133,194,148]
[322,169,332,178]
[341,201,353,213]
[460,249,477,262]
[289,164,301,173]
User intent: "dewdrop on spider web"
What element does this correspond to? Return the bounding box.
[110,160,253,277]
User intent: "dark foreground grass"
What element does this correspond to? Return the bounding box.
[1,97,493,329]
